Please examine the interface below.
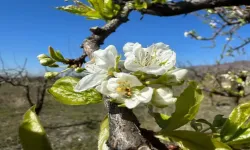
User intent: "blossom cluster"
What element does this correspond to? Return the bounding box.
[221,70,250,89]
[74,42,188,109]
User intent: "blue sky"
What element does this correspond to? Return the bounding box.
[1,0,250,74]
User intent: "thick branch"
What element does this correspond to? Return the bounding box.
[82,4,131,57]
[81,3,168,150]
[141,0,250,17]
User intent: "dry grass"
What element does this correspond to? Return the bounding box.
[1,69,249,149]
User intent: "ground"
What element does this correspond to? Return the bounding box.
[0,76,248,150]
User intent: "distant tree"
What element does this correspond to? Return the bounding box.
[0,57,47,115]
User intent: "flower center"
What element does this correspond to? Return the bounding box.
[116,81,132,97]
[135,47,161,67]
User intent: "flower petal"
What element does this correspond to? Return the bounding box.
[152,87,177,107]
[114,72,142,87]
[124,99,140,109]
[170,68,188,82]
[85,62,106,74]
[125,87,153,109]
[107,78,120,92]
[136,87,154,103]
[93,45,117,70]
[124,55,142,72]
[123,42,142,57]
[74,73,107,92]
[96,81,109,95]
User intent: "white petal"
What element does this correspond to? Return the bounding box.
[93,45,117,70]
[107,78,120,92]
[124,55,141,72]
[123,42,135,53]
[125,99,140,109]
[96,81,109,95]
[136,87,154,103]
[140,66,166,76]
[170,68,188,81]
[109,93,123,100]
[125,87,153,108]
[114,72,142,87]
[152,87,177,107]
[150,42,170,51]
[159,51,176,71]
[123,42,142,57]
[74,73,107,92]
[85,62,106,74]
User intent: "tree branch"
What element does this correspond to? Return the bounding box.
[141,0,250,17]
[79,3,168,150]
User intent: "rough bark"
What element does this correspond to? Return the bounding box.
[141,0,250,17]
[105,100,167,150]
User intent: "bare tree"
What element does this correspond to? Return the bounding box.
[0,56,48,115]
[187,61,250,106]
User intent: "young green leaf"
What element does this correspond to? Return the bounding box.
[19,106,52,150]
[156,130,215,150]
[48,76,102,105]
[220,102,250,142]
[212,139,232,150]
[151,113,171,129]
[152,0,166,4]
[134,0,148,10]
[56,4,93,16]
[98,115,109,150]
[57,0,120,21]
[213,114,227,128]
[48,46,66,62]
[226,128,250,149]
[153,81,203,131]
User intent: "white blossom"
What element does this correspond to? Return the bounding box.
[96,73,153,109]
[197,36,202,40]
[221,81,231,89]
[74,45,118,92]
[184,31,189,37]
[209,21,217,28]
[123,42,177,75]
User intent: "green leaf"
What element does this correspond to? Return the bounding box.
[48,76,102,105]
[226,128,250,148]
[56,4,93,16]
[57,0,120,21]
[212,139,232,150]
[213,114,227,128]
[134,0,148,10]
[220,102,250,142]
[85,10,104,20]
[152,113,171,128]
[152,0,166,4]
[153,81,203,131]
[48,46,66,62]
[19,106,52,150]
[98,115,109,150]
[157,130,215,150]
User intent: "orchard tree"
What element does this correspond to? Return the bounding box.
[19,0,250,150]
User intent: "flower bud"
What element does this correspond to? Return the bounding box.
[74,67,85,73]
[39,58,55,66]
[44,72,59,79]
[37,54,49,60]
[48,63,59,68]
